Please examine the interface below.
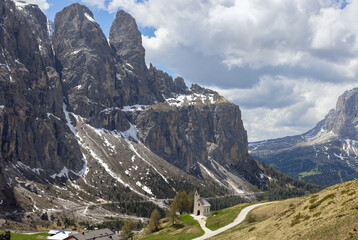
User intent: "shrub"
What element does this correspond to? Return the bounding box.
[309,194,335,210]
[246,214,256,223]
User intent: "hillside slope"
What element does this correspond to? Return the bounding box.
[250,87,358,186]
[212,179,358,240]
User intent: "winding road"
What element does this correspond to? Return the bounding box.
[192,202,274,240]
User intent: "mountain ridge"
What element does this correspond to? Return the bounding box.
[250,87,358,186]
[0,1,319,227]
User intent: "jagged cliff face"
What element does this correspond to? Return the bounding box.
[51,3,259,182]
[53,3,121,118]
[0,0,85,211]
[250,88,358,186]
[135,99,251,176]
[322,88,358,139]
[109,10,160,105]
[0,1,303,218]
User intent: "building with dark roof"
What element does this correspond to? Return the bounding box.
[64,229,121,240]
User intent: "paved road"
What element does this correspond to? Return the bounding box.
[192,202,274,240]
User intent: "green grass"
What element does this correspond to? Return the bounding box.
[140,214,204,240]
[205,203,252,231]
[0,232,50,240]
[299,168,321,179]
[179,214,197,225]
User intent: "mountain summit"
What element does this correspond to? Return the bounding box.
[0,1,318,224]
[250,87,358,186]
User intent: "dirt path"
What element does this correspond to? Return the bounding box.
[192,202,274,240]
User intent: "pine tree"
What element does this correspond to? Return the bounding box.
[148,209,161,232]
[120,219,134,240]
[166,201,178,225]
[188,190,195,213]
[173,190,190,214]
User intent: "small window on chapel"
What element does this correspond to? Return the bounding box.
[198,203,200,206]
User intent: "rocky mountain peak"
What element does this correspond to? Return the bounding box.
[190,84,218,95]
[249,87,358,186]
[109,10,146,72]
[53,3,121,117]
[53,3,105,55]
[322,87,358,139]
[173,77,188,94]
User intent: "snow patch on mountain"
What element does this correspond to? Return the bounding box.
[301,129,337,146]
[62,103,89,177]
[84,12,95,23]
[121,105,149,112]
[47,113,61,121]
[136,181,153,195]
[198,163,223,186]
[13,0,29,10]
[51,167,70,179]
[46,19,54,40]
[127,141,169,184]
[343,139,358,157]
[165,93,217,107]
[120,123,139,141]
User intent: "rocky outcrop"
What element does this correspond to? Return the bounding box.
[53,3,121,117]
[250,88,358,186]
[110,10,146,75]
[321,88,358,139]
[135,90,260,180]
[148,65,190,98]
[0,0,84,209]
[109,10,159,105]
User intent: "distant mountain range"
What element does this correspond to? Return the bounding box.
[250,88,358,186]
[0,0,318,226]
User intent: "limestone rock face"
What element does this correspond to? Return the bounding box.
[322,88,358,139]
[148,65,190,99]
[109,10,159,105]
[110,10,146,75]
[53,3,121,117]
[250,88,358,186]
[135,89,259,180]
[0,0,83,210]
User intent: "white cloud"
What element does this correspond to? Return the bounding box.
[211,79,357,141]
[104,0,358,141]
[18,0,50,10]
[81,0,106,9]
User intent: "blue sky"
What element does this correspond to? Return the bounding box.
[21,0,358,141]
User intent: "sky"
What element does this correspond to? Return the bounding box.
[21,0,358,142]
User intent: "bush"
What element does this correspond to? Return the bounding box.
[309,193,335,210]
